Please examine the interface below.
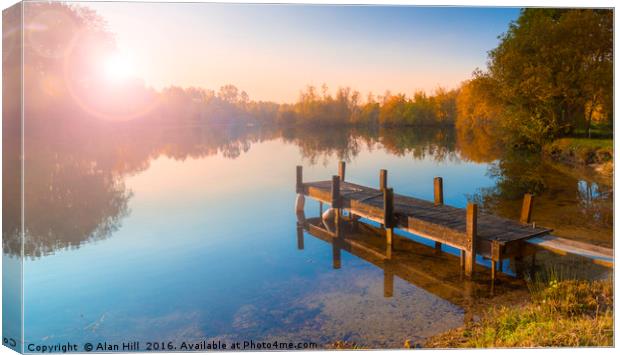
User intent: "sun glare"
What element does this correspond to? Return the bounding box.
[104,53,134,81]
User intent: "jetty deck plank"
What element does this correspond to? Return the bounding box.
[302,180,552,248]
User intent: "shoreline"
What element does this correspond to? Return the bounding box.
[542,138,613,178]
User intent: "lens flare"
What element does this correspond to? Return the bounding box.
[104,53,134,81]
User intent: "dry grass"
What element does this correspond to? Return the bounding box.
[425,275,613,348]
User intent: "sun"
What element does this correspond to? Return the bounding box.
[103,52,134,81]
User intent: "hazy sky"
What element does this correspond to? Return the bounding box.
[86,3,520,103]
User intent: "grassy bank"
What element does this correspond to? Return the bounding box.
[543,138,613,176]
[425,278,613,348]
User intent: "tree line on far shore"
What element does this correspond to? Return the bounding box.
[140,8,615,151]
[9,4,612,151]
[153,84,458,127]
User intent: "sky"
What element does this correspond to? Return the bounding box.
[86,3,521,103]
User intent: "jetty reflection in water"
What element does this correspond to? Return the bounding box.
[295,210,530,321]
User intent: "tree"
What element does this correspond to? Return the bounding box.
[218,84,240,103]
[379,94,408,126]
[433,87,458,125]
[488,9,612,146]
[456,73,501,134]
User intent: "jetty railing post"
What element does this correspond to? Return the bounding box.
[296,166,303,193]
[296,223,304,250]
[295,166,306,213]
[384,269,394,298]
[464,281,474,323]
[331,175,341,209]
[434,177,444,206]
[331,175,342,237]
[339,160,354,221]
[378,169,388,228]
[465,203,478,278]
[520,193,534,224]
[434,177,444,253]
[331,173,343,267]
[491,240,502,283]
[379,169,388,191]
[332,243,341,269]
[384,187,394,258]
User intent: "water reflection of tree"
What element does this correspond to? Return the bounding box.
[22,147,132,258]
[281,126,367,165]
[281,126,458,165]
[470,153,613,246]
[2,122,279,259]
[380,127,457,162]
[5,117,613,257]
[455,127,502,163]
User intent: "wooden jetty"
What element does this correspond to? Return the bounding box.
[295,162,613,280]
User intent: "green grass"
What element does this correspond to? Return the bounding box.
[571,128,613,139]
[543,138,613,165]
[425,274,613,348]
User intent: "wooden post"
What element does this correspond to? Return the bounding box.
[295,194,305,213]
[338,161,346,182]
[512,256,525,278]
[520,193,534,224]
[296,224,304,250]
[463,281,474,323]
[464,203,478,278]
[434,177,443,206]
[335,205,344,240]
[331,175,341,208]
[383,188,394,228]
[384,188,394,257]
[319,201,323,215]
[433,178,444,252]
[433,177,444,252]
[331,175,342,234]
[379,169,388,191]
[296,165,303,193]
[491,240,501,283]
[332,243,341,269]
[383,270,394,298]
[350,213,360,231]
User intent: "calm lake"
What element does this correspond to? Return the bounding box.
[4,124,613,349]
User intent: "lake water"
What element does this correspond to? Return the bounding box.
[3,124,613,350]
